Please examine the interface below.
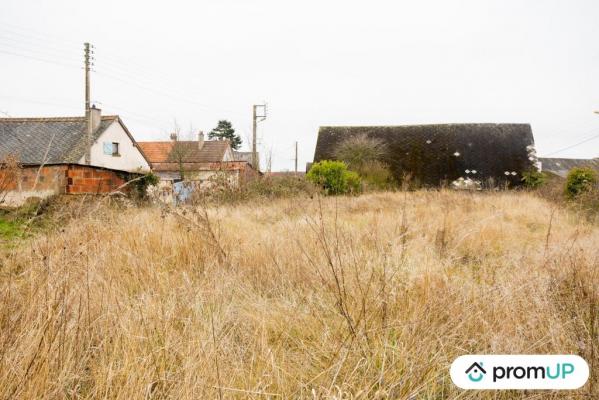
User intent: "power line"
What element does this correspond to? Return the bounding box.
[0,48,80,69]
[0,40,80,66]
[0,22,254,133]
[0,21,249,116]
[94,69,246,119]
[0,41,245,119]
[0,19,81,46]
[0,29,80,59]
[544,130,599,156]
[94,101,171,128]
[0,94,80,111]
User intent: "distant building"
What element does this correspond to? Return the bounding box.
[539,157,599,178]
[138,133,258,203]
[233,151,253,164]
[312,124,537,186]
[0,108,150,206]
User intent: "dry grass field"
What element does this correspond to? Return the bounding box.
[0,190,597,399]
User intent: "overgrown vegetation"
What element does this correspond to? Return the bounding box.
[521,169,546,189]
[334,134,396,190]
[565,167,597,199]
[531,169,599,221]
[133,172,160,200]
[0,154,20,206]
[306,160,361,194]
[0,191,596,398]
[333,133,387,169]
[192,174,319,204]
[0,216,24,241]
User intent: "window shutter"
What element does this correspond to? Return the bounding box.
[103,142,112,155]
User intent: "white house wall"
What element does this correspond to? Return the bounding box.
[79,121,151,172]
[223,147,234,161]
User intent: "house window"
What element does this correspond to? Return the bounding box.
[103,142,120,156]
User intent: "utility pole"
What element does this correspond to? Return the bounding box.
[252,103,267,171]
[294,141,298,174]
[84,42,92,165]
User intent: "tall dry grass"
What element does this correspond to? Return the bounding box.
[0,190,597,399]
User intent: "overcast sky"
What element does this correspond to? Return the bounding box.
[2,0,599,171]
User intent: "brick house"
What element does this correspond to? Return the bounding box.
[138,133,258,202]
[0,107,151,206]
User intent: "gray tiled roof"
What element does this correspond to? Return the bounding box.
[313,123,536,186]
[539,157,599,178]
[0,116,116,165]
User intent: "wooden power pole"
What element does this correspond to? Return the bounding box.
[84,42,92,165]
[251,103,267,171]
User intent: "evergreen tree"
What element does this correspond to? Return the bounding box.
[208,120,242,150]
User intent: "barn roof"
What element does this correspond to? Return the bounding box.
[0,116,118,165]
[539,157,599,178]
[313,124,536,185]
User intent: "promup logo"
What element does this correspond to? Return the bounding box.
[465,362,486,382]
[451,355,589,390]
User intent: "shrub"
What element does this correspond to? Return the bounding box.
[521,170,546,189]
[191,174,319,205]
[134,173,160,200]
[565,167,597,199]
[359,160,396,190]
[307,160,361,195]
[334,134,387,171]
[344,170,362,194]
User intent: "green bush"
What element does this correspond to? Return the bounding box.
[134,173,160,200]
[521,170,546,189]
[307,160,361,195]
[344,170,362,193]
[358,160,396,190]
[565,167,597,199]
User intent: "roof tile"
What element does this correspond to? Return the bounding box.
[0,116,118,165]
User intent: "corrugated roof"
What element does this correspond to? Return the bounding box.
[138,140,231,169]
[0,116,118,165]
[313,123,536,186]
[539,157,599,178]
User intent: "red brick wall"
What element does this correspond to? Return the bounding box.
[0,165,68,193]
[0,164,133,195]
[65,165,129,194]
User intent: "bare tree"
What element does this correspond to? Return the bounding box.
[169,119,194,180]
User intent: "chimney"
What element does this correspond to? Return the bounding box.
[170,133,178,141]
[198,130,205,150]
[90,104,102,132]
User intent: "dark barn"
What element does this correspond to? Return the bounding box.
[312,124,537,186]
